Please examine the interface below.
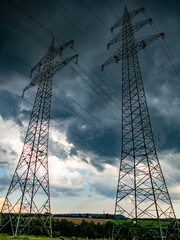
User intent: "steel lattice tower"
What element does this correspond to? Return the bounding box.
[0,38,78,237]
[102,6,179,240]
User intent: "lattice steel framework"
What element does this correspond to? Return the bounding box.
[102,6,179,240]
[0,38,78,237]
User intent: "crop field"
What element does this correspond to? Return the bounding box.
[52,217,107,224]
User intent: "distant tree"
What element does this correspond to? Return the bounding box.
[31,226,43,237]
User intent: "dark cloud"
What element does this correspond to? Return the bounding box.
[91,181,116,199]
[69,147,78,156]
[49,140,68,160]
[0,0,180,202]
[51,186,82,198]
[0,175,11,191]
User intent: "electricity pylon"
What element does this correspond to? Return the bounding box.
[0,38,78,237]
[102,6,179,240]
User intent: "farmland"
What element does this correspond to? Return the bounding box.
[0,218,179,239]
[52,217,107,224]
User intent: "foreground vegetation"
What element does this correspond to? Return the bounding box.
[0,217,179,239]
[0,232,109,240]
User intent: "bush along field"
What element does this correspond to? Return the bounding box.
[0,217,113,239]
[0,218,179,239]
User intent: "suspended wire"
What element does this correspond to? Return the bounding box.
[0,61,30,79]
[138,69,180,168]
[1,55,122,147]
[9,0,123,109]
[45,0,105,53]
[79,58,122,102]
[135,0,180,81]
[77,64,122,112]
[0,53,179,190]
[2,61,179,187]
[1,53,179,174]
[81,0,110,31]
[0,2,175,133]
[0,47,122,141]
[101,1,180,183]
[0,51,31,69]
[21,94,114,159]
[103,0,119,19]
[8,0,65,44]
[0,11,48,49]
[51,1,122,102]
[106,0,180,173]
[144,49,179,103]
[0,88,23,100]
[53,94,121,147]
[53,0,123,101]
[53,82,121,140]
[68,63,122,116]
[54,0,107,47]
[0,0,179,186]
[0,9,121,117]
[6,0,123,116]
[143,49,180,131]
[0,55,122,156]
[52,119,113,157]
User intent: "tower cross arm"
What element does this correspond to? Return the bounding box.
[110,7,145,33]
[135,32,165,52]
[101,48,122,71]
[30,40,74,77]
[22,54,78,97]
[101,32,164,71]
[107,18,152,49]
[49,54,79,76]
[54,40,74,57]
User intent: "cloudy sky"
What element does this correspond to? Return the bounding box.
[0,0,180,217]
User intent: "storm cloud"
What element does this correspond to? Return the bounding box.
[0,0,180,214]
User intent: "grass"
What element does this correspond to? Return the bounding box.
[0,233,54,239]
[103,218,180,227]
[0,233,108,240]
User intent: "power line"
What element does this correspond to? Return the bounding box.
[0,61,30,78]
[1,54,179,173]
[0,51,31,69]
[55,0,107,48]
[0,46,122,142]
[8,0,65,44]
[81,0,110,31]
[53,94,121,147]
[104,0,179,172]
[135,0,180,81]
[67,63,122,116]
[77,64,122,113]
[0,11,48,48]
[1,0,180,182]
[6,0,123,116]
[53,119,114,157]
[79,58,122,102]
[0,53,179,191]
[45,0,105,53]
[53,82,121,140]
[103,0,119,19]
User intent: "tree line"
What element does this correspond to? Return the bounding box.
[0,214,179,239]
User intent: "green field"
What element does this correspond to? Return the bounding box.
[0,233,108,240]
[0,233,51,239]
[0,233,95,240]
